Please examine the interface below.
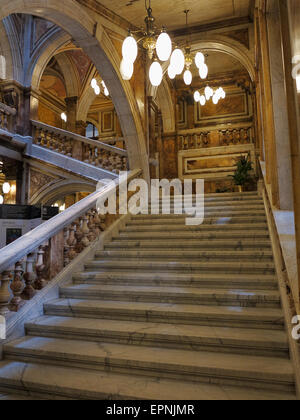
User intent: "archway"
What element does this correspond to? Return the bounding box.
[0,0,148,177]
[30,179,95,206]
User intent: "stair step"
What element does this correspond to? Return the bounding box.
[106,239,272,251]
[131,209,267,218]
[117,231,271,240]
[0,361,295,400]
[3,337,294,392]
[73,271,278,290]
[85,260,275,275]
[25,316,289,358]
[60,284,280,308]
[44,298,284,329]
[122,223,269,233]
[127,216,267,226]
[95,250,274,262]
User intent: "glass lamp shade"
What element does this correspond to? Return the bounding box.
[120,58,134,80]
[156,32,172,62]
[212,94,219,105]
[0,195,3,204]
[94,85,100,95]
[61,113,67,123]
[104,88,109,96]
[168,65,176,79]
[199,63,208,79]
[220,88,226,99]
[194,91,201,102]
[149,61,163,87]
[200,95,206,106]
[122,35,138,63]
[2,182,11,194]
[183,70,192,86]
[195,52,205,68]
[91,79,97,89]
[170,48,185,75]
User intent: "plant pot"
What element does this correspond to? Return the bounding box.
[238,185,243,193]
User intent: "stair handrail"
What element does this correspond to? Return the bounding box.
[31,120,128,157]
[0,168,141,275]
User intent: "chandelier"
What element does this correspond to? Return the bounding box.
[194,86,226,106]
[120,2,208,87]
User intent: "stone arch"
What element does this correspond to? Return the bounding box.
[30,179,95,206]
[0,0,148,176]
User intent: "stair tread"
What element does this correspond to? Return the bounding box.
[96,250,273,258]
[60,284,280,301]
[4,336,294,382]
[45,298,283,320]
[0,361,294,400]
[26,315,288,348]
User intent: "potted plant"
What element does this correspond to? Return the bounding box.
[231,154,253,192]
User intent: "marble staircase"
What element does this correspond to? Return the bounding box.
[0,191,297,400]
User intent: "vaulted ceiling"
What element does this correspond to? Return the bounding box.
[96,0,253,31]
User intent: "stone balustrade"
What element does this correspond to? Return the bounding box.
[178,124,253,150]
[0,102,17,133]
[0,169,142,317]
[31,120,128,174]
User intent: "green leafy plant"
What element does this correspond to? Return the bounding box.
[231,154,253,186]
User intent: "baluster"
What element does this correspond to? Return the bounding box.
[9,262,24,312]
[66,139,72,157]
[82,145,89,163]
[21,254,37,300]
[34,245,47,290]
[75,218,84,254]
[81,214,90,248]
[0,270,12,316]
[40,129,46,147]
[63,227,70,267]
[67,224,77,261]
[36,128,43,145]
[88,211,96,242]
[93,210,101,236]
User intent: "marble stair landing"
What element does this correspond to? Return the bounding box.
[0,192,297,400]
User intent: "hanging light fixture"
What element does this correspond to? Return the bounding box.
[0,195,3,205]
[194,87,226,105]
[120,4,208,87]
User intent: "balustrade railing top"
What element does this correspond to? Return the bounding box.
[31,120,128,174]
